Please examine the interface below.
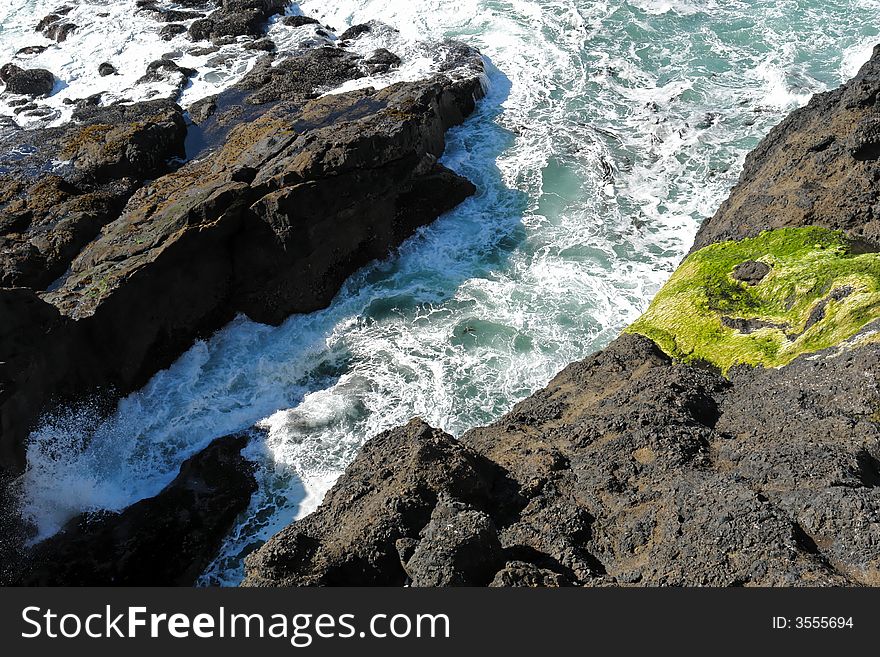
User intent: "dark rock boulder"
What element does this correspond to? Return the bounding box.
[0,63,21,84]
[138,59,197,98]
[282,15,319,28]
[731,260,771,285]
[59,99,188,182]
[1,64,55,97]
[365,48,402,75]
[15,46,47,57]
[35,11,77,42]
[848,115,880,161]
[18,434,256,586]
[159,24,189,40]
[490,562,571,587]
[187,94,218,124]
[401,497,503,586]
[242,420,501,586]
[233,47,365,105]
[149,9,207,23]
[97,62,117,76]
[44,22,77,42]
[243,38,275,52]
[339,23,372,41]
[188,0,287,42]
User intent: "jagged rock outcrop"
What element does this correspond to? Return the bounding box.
[0,64,55,97]
[246,333,880,587]
[188,0,288,42]
[35,8,77,43]
[692,44,880,250]
[243,420,504,586]
[0,99,187,289]
[243,45,880,588]
[0,15,485,584]
[18,434,256,586]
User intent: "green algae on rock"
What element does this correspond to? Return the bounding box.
[626,227,880,373]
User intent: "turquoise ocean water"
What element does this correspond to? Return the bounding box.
[3,0,878,583]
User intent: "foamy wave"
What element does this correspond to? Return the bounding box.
[10,0,879,585]
[0,1,472,127]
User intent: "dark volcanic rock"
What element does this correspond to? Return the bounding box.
[692,44,880,250]
[19,434,256,586]
[138,59,197,98]
[147,9,207,23]
[0,39,485,522]
[159,23,189,40]
[35,11,77,42]
[0,63,20,84]
[849,115,880,161]
[1,64,55,97]
[97,62,117,76]
[0,175,137,288]
[490,561,571,587]
[234,48,365,105]
[243,38,275,52]
[44,22,77,42]
[245,335,879,587]
[401,497,504,586]
[61,99,188,181]
[15,46,47,57]
[282,15,319,28]
[340,23,372,41]
[731,260,771,285]
[365,48,402,75]
[187,94,218,123]
[189,0,287,42]
[242,420,501,586]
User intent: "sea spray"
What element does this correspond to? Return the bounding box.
[6,0,880,585]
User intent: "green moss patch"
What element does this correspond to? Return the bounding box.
[626,227,880,373]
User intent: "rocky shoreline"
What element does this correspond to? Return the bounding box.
[1,3,485,584]
[2,4,878,588]
[243,46,880,587]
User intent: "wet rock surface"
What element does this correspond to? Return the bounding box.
[36,9,77,43]
[0,11,486,581]
[243,46,880,588]
[188,0,288,43]
[246,334,879,587]
[0,64,55,97]
[18,434,257,586]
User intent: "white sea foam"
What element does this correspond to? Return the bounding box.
[841,36,878,79]
[6,0,880,585]
[0,1,458,127]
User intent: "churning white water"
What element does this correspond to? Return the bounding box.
[5,0,879,584]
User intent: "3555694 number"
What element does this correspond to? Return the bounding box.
[796,617,853,629]
[773,617,854,629]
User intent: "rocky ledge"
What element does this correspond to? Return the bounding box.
[18,434,256,586]
[0,6,485,584]
[243,47,880,587]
